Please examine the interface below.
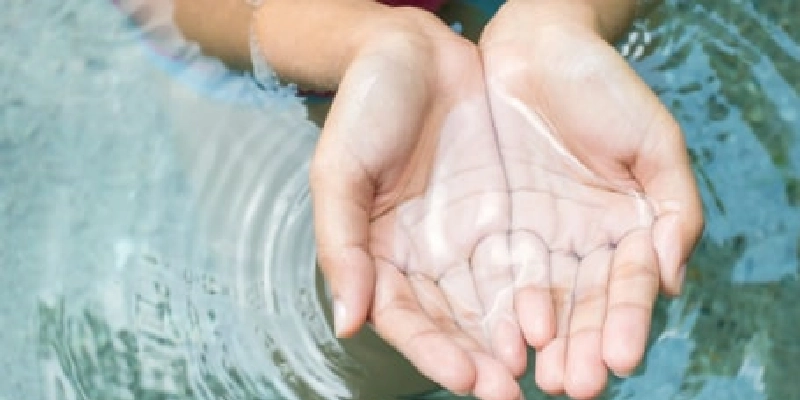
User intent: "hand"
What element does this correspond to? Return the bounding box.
[478,2,704,398]
[311,9,524,400]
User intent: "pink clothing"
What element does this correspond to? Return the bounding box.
[379,0,447,12]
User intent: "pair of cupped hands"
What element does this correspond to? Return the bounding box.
[309,1,703,399]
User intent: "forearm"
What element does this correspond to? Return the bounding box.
[173,0,414,89]
[173,0,253,70]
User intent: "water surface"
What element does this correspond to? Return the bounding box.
[0,0,798,399]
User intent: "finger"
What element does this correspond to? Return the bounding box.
[652,208,699,296]
[472,233,528,376]
[408,270,483,351]
[310,131,376,338]
[534,252,578,395]
[634,110,704,296]
[564,247,612,400]
[310,53,427,338]
[409,271,522,400]
[602,228,659,376]
[436,262,492,352]
[371,259,477,395]
[511,230,555,349]
[508,180,557,350]
[470,351,524,400]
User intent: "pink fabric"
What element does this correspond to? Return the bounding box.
[379,0,447,12]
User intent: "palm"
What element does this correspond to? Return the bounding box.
[313,27,524,399]
[313,10,701,400]
[368,66,528,377]
[366,28,661,400]
[478,23,692,398]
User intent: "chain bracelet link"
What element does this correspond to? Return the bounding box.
[247,1,285,93]
[244,0,265,8]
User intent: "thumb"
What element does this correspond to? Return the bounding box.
[310,51,428,338]
[310,132,376,338]
[635,110,704,296]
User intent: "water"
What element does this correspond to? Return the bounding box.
[0,0,797,399]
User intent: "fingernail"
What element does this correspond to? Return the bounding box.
[333,299,347,337]
[653,213,681,270]
[613,369,633,378]
[676,263,687,293]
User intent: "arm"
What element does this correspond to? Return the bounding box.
[173,0,417,90]
[172,0,253,70]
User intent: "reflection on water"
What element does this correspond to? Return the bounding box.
[0,0,798,399]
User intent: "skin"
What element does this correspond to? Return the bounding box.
[479,1,703,396]
[311,15,524,399]
[169,1,704,399]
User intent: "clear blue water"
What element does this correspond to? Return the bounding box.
[0,0,797,399]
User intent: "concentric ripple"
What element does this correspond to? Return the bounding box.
[174,79,352,400]
[3,0,799,400]
[15,0,356,399]
[104,1,359,399]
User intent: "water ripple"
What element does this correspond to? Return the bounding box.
[4,0,799,400]
[12,0,355,398]
[177,84,352,400]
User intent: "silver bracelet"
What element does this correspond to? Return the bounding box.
[247,1,284,92]
[244,0,265,8]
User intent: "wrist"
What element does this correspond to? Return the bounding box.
[252,2,449,90]
[349,7,466,76]
[345,7,442,69]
